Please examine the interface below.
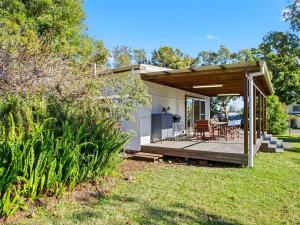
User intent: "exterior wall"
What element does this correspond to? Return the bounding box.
[123,81,210,151]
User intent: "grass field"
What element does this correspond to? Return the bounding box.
[17,134,300,225]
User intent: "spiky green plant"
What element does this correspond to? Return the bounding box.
[0,95,130,217]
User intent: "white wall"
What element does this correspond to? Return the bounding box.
[123,81,210,151]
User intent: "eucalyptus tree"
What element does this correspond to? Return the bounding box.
[112,46,133,67]
[151,46,196,69]
[133,48,149,64]
[283,0,300,32]
[259,31,300,104]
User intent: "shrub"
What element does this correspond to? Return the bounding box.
[267,95,289,135]
[0,96,130,217]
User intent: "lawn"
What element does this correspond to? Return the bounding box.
[17,134,300,225]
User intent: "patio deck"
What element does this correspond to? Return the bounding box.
[141,131,261,165]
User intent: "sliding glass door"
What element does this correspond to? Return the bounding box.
[186,96,206,135]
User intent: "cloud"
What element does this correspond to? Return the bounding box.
[206,34,221,42]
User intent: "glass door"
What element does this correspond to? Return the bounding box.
[185,96,206,135]
[186,98,194,134]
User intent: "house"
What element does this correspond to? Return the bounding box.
[288,103,300,128]
[109,61,277,167]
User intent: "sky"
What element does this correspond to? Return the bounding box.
[83,0,291,110]
[84,0,290,58]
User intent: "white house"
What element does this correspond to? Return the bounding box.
[288,103,300,128]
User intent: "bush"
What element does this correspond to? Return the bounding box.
[267,95,288,135]
[0,96,130,217]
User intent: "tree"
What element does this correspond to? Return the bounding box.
[0,0,109,67]
[133,48,148,64]
[151,46,195,69]
[259,31,300,104]
[196,46,239,118]
[230,48,260,63]
[197,45,231,65]
[112,46,132,67]
[197,50,219,66]
[283,0,300,32]
[210,97,238,119]
[266,95,289,134]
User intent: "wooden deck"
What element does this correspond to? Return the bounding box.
[142,131,261,165]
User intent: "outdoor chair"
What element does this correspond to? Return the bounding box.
[234,119,241,138]
[225,120,236,140]
[194,120,214,140]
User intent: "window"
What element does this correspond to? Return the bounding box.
[293,105,300,112]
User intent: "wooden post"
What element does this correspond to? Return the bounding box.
[264,96,267,133]
[243,76,248,155]
[257,92,261,139]
[253,87,256,145]
[262,95,265,134]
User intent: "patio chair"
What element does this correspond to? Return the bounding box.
[234,119,241,138]
[194,120,214,140]
[226,120,236,140]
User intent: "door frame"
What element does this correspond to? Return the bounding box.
[185,95,206,134]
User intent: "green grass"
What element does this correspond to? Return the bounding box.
[18,134,300,225]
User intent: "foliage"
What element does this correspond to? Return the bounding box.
[151,46,196,69]
[133,49,149,64]
[112,46,133,67]
[0,0,109,66]
[283,0,300,32]
[0,95,130,217]
[197,45,232,65]
[259,31,300,104]
[210,96,239,119]
[266,95,289,135]
[97,72,151,121]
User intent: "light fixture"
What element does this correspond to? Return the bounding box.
[192,84,223,88]
[217,93,240,96]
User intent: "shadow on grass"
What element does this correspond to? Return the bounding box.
[163,156,245,169]
[277,135,300,154]
[286,148,300,153]
[277,135,300,143]
[68,194,242,225]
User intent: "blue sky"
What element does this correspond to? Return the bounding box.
[84,0,290,57]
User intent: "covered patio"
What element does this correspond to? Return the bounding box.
[140,61,274,166]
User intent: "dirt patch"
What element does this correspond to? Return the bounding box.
[119,159,154,175]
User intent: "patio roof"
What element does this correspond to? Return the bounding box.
[140,61,273,97]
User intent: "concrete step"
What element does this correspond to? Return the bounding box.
[275,147,284,153]
[263,134,273,141]
[260,141,285,153]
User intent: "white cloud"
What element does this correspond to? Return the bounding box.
[206,34,221,42]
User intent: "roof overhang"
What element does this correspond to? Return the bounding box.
[140,61,274,97]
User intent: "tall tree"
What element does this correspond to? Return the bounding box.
[133,48,148,64]
[0,0,109,66]
[197,45,231,65]
[197,46,239,119]
[259,31,300,104]
[151,46,195,69]
[197,51,218,66]
[112,46,132,67]
[283,0,300,32]
[230,48,260,63]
